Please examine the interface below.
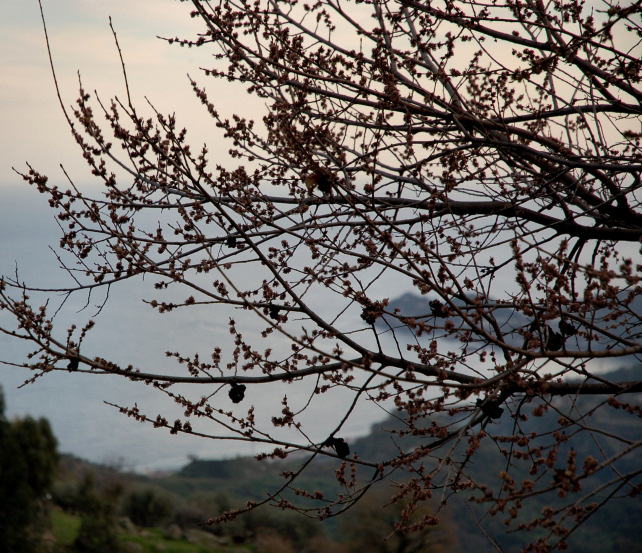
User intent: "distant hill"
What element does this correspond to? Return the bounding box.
[164,365,641,553]
[378,292,642,350]
[375,292,529,353]
[57,364,641,553]
[377,291,529,328]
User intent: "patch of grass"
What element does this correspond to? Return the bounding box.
[120,528,230,553]
[50,508,81,545]
[50,508,232,553]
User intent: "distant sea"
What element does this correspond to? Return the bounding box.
[0,186,388,472]
[0,185,630,473]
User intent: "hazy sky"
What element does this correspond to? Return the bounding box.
[0,1,390,471]
[2,1,632,472]
[1,1,214,470]
[1,0,260,188]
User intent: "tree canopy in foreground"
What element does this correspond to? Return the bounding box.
[4,0,642,551]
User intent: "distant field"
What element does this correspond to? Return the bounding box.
[49,507,231,553]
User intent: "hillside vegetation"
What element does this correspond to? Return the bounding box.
[4,366,640,552]
[158,366,641,553]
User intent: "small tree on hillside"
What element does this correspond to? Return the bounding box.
[3,0,642,551]
[339,486,456,553]
[72,473,121,553]
[0,386,59,552]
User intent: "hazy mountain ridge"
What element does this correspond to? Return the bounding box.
[53,363,641,553]
[376,291,530,329]
[165,365,641,553]
[377,292,642,350]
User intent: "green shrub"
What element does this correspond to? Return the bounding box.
[52,479,81,511]
[73,474,121,553]
[0,387,59,552]
[122,486,177,527]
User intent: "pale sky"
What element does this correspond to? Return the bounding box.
[1,0,635,471]
[0,0,385,471]
[1,0,250,189]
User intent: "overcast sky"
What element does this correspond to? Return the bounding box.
[0,1,391,471]
[0,0,257,188]
[0,1,214,470]
[2,1,632,472]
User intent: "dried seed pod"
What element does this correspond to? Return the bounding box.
[229,382,246,404]
[305,169,334,196]
[429,299,449,318]
[545,327,564,351]
[268,305,281,320]
[324,436,350,459]
[559,319,577,336]
[476,398,504,419]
